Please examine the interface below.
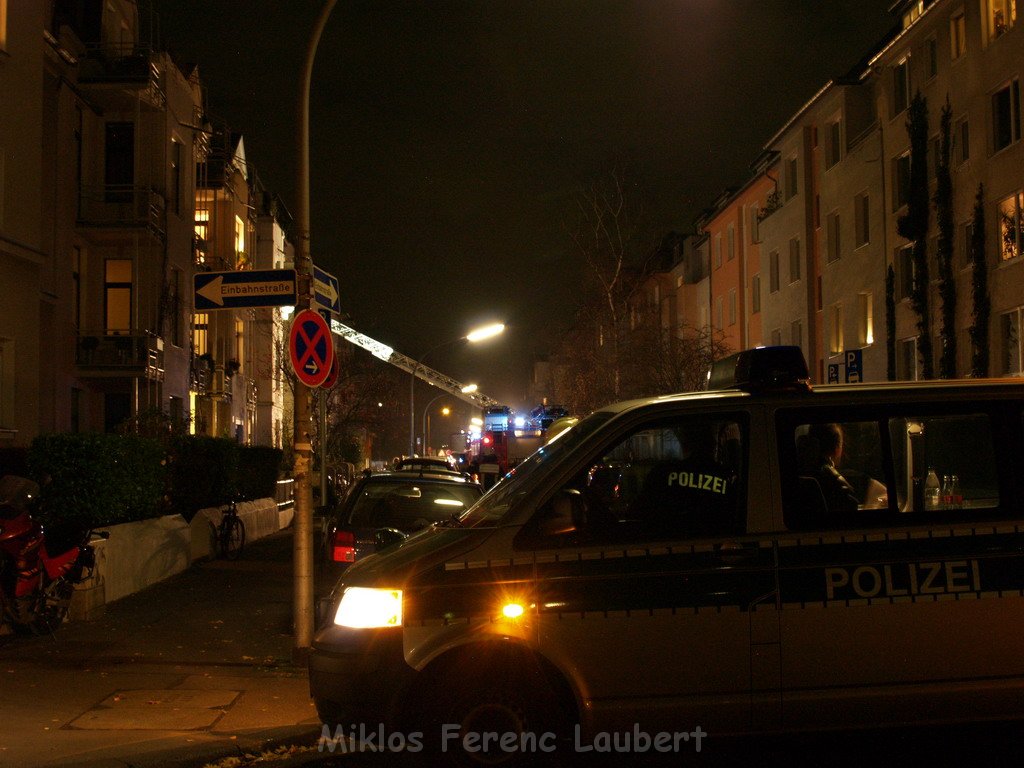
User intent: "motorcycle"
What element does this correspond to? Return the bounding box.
[0,475,106,636]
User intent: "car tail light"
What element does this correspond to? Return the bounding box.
[331,529,356,563]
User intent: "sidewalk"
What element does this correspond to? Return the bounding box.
[0,531,321,768]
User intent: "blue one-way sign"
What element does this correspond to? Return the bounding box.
[313,265,341,315]
[194,269,297,310]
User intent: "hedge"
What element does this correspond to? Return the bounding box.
[23,433,283,530]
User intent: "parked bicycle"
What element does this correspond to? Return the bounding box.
[217,500,245,560]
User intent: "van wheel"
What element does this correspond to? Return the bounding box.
[413,646,575,766]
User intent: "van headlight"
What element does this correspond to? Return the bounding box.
[333,587,403,628]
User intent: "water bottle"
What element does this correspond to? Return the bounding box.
[942,475,953,509]
[924,468,941,510]
[950,475,962,509]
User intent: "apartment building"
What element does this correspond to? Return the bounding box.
[873,0,1024,379]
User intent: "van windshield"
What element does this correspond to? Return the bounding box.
[455,411,612,528]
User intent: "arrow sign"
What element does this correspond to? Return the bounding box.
[313,265,341,314]
[194,269,296,310]
[289,309,333,387]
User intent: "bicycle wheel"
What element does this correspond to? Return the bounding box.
[220,516,245,560]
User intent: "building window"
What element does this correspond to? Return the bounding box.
[892,152,911,210]
[825,119,842,169]
[925,37,938,79]
[984,0,1016,42]
[854,192,870,247]
[829,303,844,355]
[234,215,247,269]
[72,246,82,330]
[896,245,915,300]
[826,211,841,263]
[170,267,182,347]
[770,328,782,346]
[929,135,941,180]
[727,225,735,261]
[714,233,722,269]
[1000,307,1023,374]
[790,319,803,349]
[715,296,724,331]
[751,274,761,314]
[0,0,7,52]
[104,122,134,202]
[104,259,132,333]
[193,313,209,356]
[950,11,966,58]
[955,117,970,164]
[859,292,874,346]
[992,79,1021,152]
[728,288,737,325]
[789,237,801,283]
[749,204,760,244]
[998,191,1024,261]
[902,0,924,27]
[893,57,911,116]
[898,337,918,380]
[235,318,245,372]
[785,156,798,200]
[960,220,975,268]
[769,250,780,293]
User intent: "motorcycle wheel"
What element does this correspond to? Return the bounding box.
[27,578,74,635]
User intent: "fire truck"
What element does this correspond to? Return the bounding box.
[469,402,570,477]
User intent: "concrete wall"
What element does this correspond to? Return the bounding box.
[70,497,288,621]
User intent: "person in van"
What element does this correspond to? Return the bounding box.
[799,422,861,515]
[634,420,737,536]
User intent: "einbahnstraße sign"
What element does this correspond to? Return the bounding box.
[194,268,297,310]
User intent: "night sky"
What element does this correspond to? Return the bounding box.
[149,0,898,408]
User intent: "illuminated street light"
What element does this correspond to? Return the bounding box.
[409,323,505,455]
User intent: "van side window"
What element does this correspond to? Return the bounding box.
[780,409,1002,530]
[518,415,748,547]
[888,413,999,513]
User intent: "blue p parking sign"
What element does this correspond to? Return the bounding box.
[845,349,863,383]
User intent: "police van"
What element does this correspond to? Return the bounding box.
[309,346,1024,757]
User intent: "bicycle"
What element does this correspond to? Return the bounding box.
[217,500,245,560]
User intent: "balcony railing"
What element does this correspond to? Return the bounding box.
[78,186,165,239]
[78,44,166,108]
[76,332,164,381]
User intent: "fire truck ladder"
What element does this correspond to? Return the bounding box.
[330,319,500,409]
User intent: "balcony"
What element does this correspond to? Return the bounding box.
[77,44,166,110]
[76,332,164,381]
[78,186,165,241]
[757,190,782,223]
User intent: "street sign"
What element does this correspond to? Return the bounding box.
[194,269,296,310]
[313,265,341,315]
[827,363,840,384]
[845,349,864,383]
[289,309,334,387]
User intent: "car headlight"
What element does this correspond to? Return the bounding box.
[333,587,403,628]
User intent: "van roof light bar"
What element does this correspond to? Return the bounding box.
[707,346,811,393]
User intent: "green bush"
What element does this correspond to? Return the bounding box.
[167,436,282,519]
[27,433,167,531]
[238,445,283,500]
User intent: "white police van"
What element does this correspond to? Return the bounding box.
[309,346,1024,760]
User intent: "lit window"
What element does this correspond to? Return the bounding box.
[998,192,1024,261]
[902,0,924,28]
[859,293,874,346]
[193,313,209,356]
[104,259,132,333]
[984,0,1016,42]
[0,0,7,52]
[830,303,844,355]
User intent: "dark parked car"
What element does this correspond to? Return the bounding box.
[393,456,462,475]
[320,470,482,576]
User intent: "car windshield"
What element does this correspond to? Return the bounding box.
[348,480,481,531]
[456,411,613,527]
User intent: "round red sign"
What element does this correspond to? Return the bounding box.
[289,309,334,387]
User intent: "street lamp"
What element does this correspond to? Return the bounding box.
[408,323,504,455]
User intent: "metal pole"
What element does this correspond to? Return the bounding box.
[319,387,328,506]
[293,0,337,659]
[421,393,446,456]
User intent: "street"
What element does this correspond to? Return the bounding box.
[0,532,319,768]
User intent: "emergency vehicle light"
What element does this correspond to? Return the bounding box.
[707,346,811,393]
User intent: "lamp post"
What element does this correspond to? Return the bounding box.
[421,395,451,455]
[408,323,504,456]
[292,0,337,657]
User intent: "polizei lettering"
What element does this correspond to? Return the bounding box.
[824,560,981,601]
[665,472,728,495]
